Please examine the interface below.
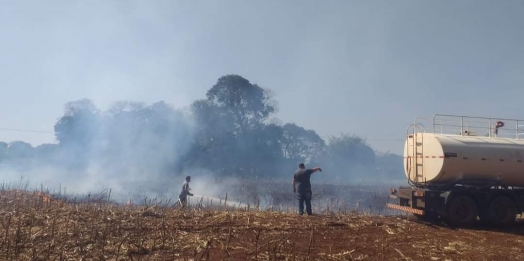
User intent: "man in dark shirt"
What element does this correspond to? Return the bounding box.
[292,163,322,215]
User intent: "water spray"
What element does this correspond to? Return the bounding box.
[191,194,247,208]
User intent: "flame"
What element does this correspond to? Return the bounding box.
[36,191,59,204]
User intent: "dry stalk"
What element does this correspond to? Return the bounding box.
[292,241,296,261]
[3,214,11,249]
[224,224,233,259]
[6,238,10,261]
[248,237,286,256]
[307,227,314,260]
[254,229,261,260]
[225,193,228,211]
[14,217,22,257]
[51,213,57,238]
[380,235,384,261]
[161,217,166,249]
[29,245,50,261]
[115,233,131,260]
[395,248,407,260]
[198,238,213,261]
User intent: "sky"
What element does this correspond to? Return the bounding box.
[1,0,523,154]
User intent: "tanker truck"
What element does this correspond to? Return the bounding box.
[387,114,524,227]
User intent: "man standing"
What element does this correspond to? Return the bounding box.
[178,176,194,207]
[292,163,322,215]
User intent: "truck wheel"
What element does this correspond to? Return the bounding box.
[447,195,478,227]
[488,197,516,227]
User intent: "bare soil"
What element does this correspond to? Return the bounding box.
[1,190,524,260]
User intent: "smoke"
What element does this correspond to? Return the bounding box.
[0,100,202,203]
[0,99,277,205]
[0,96,404,212]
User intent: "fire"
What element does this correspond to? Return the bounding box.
[37,191,59,204]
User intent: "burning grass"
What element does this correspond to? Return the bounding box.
[2,189,524,260]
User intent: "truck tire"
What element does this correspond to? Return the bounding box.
[488,196,516,227]
[447,195,478,227]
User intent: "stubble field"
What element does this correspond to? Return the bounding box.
[2,188,524,261]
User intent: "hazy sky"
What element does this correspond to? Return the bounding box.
[1,1,523,154]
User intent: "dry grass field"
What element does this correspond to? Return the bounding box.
[2,189,524,260]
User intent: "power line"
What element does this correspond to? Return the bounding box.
[0,127,406,141]
[365,138,405,141]
[0,127,54,134]
[320,135,404,141]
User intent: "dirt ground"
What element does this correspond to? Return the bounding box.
[2,190,524,260]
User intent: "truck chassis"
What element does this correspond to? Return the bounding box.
[388,184,524,227]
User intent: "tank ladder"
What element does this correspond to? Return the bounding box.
[407,124,425,185]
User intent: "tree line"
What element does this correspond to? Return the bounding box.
[0,75,404,183]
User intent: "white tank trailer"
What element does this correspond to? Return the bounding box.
[387,114,524,227]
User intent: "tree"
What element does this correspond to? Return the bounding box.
[313,133,376,182]
[185,99,236,172]
[53,99,101,170]
[6,141,34,159]
[107,101,145,115]
[54,99,101,146]
[0,141,7,162]
[185,75,280,177]
[233,123,286,177]
[326,134,375,166]
[4,141,35,170]
[375,152,405,180]
[34,144,60,165]
[206,75,277,132]
[280,123,325,163]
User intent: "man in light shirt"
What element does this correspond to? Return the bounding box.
[178,175,194,207]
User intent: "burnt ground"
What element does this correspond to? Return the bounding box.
[1,190,524,260]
